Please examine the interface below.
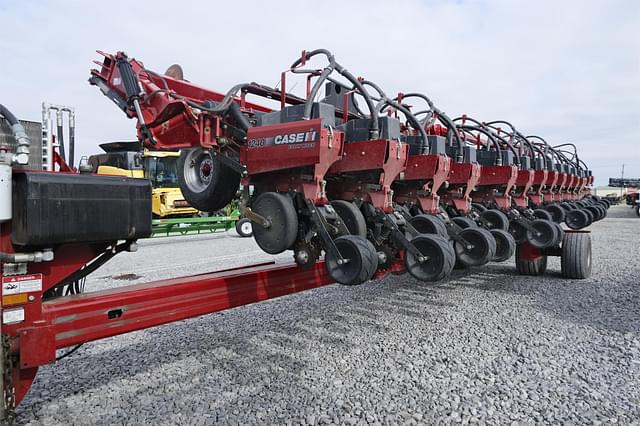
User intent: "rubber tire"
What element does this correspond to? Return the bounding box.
[545,204,566,223]
[533,209,553,221]
[552,222,565,247]
[177,148,240,212]
[331,200,367,237]
[235,218,253,237]
[565,209,590,230]
[409,214,448,238]
[582,208,594,226]
[480,209,510,231]
[451,216,477,229]
[515,244,548,276]
[472,203,487,213]
[325,235,378,285]
[404,234,455,282]
[561,232,592,279]
[455,227,496,267]
[490,228,516,262]
[252,192,298,254]
[509,220,527,243]
[585,205,602,221]
[526,219,559,249]
[595,205,607,220]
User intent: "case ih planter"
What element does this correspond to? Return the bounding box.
[0,48,605,422]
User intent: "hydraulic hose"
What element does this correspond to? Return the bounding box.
[361,80,429,152]
[400,93,463,162]
[456,125,506,165]
[0,103,30,165]
[290,49,379,138]
[453,117,520,165]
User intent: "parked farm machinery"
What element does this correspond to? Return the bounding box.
[0,48,607,422]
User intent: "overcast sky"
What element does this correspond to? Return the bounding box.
[1,0,638,186]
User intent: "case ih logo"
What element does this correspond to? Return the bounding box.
[274,131,317,145]
[248,130,318,149]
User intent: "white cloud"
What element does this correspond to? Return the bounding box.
[1,0,638,185]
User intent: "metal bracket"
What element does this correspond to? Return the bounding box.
[211,151,248,177]
[304,199,345,263]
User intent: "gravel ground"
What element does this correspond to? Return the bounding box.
[15,205,640,425]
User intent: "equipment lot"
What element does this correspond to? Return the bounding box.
[17,205,639,425]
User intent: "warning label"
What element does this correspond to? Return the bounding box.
[2,274,43,295]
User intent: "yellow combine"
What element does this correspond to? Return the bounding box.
[89,142,198,217]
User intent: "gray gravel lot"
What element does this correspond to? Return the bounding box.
[16,205,640,425]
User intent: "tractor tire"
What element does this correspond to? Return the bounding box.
[560,232,592,279]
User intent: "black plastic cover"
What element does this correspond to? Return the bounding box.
[519,156,531,170]
[446,145,477,163]
[403,135,447,156]
[338,116,401,142]
[12,172,152,246]
[257,102,336,128]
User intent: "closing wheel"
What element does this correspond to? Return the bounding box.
[451,216,477,229]
[509,220,527,243]
[480,209,509,230]
[582,208,594,226]
[409,214,448,238]
[252,192,298,254]
[585,205,602,221]
[526,219,559,249]
[325,235,378,285]
[177,148,240,212]
[533,209,553,221]
[235,218,253,237]
[404,234,455,282]
[472,203,488,213]
[330,200,367,237]
[595,204,607,220]
[489,229,516,262]
[454,227,496,267]
[561,232,592,279]
[544,204,566,223]
[565,209,590,230]
[552,222,565,247]
[515,243,548,275]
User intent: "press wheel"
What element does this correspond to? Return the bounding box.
[325,235,378,285]
[404,234,455,282]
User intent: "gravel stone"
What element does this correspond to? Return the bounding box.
[14,205,640,425]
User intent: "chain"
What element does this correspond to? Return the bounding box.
[2,334,15,426]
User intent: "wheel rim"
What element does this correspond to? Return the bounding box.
[183,148,214,193]
[240,221,252,235]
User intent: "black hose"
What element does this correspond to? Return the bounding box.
[361,80,429,152]
[57,123,66,161]
[400,93,464,161]
[453,116,520,165]
[456,125,505,165]
[290,49,336,122]
[0,104,19,125]
[228,102,250,132]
